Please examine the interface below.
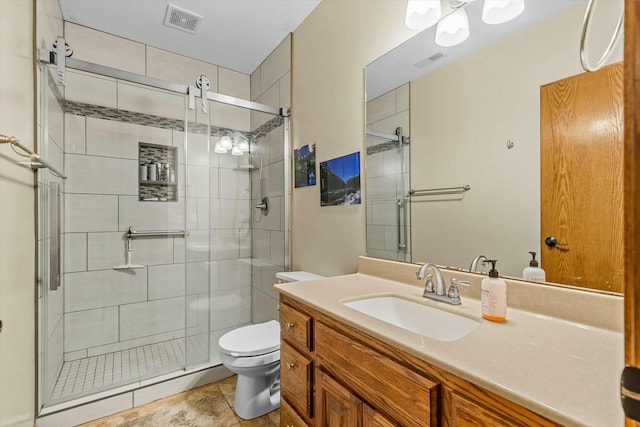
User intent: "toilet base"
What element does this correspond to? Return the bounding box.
[232,366,281,420]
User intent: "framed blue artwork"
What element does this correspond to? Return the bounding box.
[320,152,361,206]
[294,144,316,188]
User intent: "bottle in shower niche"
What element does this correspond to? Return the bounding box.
[481,259,507,322]
[147,163,157,181]
[139,163,148,181]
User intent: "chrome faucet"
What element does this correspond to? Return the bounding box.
[469,254,488,273]
[416,263,471,305]
[416,263,446,295]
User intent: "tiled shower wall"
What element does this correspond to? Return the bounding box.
[61,24,254,365]
[365,83,411,262]
[249,35,291,323]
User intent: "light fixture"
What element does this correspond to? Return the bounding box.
[435,7,470,47]
[405,0,525,48]
[231,144,243,156]
[219,134,232,150]
[405,0,442,30]
[214,141,227,154]
[482,0,525,25]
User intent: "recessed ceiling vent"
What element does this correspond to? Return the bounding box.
[414,52,445,69]
[163,4,202,34]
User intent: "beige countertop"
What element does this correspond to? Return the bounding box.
[275,272,623,427]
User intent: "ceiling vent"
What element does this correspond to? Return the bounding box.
[414,52,445,69]
[163,4,202,34]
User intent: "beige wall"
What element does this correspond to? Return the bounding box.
[291,0,415,276]
[0,0,36,425]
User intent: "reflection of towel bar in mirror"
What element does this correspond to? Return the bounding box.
[408,185,471,197]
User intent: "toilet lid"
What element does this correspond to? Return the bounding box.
[218,320,280,357]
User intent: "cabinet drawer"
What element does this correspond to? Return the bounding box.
[315,322,439,426]
[281,340,314,419]
[281,303,313,351]
[281,398,310,427]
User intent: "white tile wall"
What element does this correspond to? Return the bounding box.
[186,261,210,295]
[65,114,86,154]
[219,168,250,200]
[48,86,64,149]
[218,259,251,289]
[185,132,209,167]
[119,297,185,341]
[209,103,250,132]
[65,23,145,75]
[64,307,119,352]
[86,331,175,358]
[270,231,285,266]
[66,155,138,195]
[65,70,117,108]
[118,196,185,231]
[210,229,241,260]
[65,269,147,312]
[251,229,270,261]
[146,46,219,88]
[185,165,210,198]
[65,194,118,232]
[210,287,251,330]
[148,264,185,300]
[117,81,186,121]
[366,225,385,250]
[86,118,172,159]
[251,287,278,324]
[64,233,87,272]
[264,161,284,197]
[279,72,291,109]
[185,229,211,263]
[260,36,291,93]
[218,67,250,99]
[212,199,250,230]
[367,90,396,125]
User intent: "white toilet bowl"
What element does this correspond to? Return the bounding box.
[218,320,281,420]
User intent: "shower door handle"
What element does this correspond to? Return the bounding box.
[49,182,61,291]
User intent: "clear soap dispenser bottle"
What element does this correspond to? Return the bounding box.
[481,259,507,322]
[523,251,546,282]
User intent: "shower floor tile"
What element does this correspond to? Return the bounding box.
[51,337,206,402]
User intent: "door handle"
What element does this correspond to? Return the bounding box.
[545,236,568,248]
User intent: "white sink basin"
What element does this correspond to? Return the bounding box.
[344,296,480,342]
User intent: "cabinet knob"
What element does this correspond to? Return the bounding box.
[286,362,295,371]
[285,322,295,330]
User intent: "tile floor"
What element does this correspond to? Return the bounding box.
[52,337,209,402]
[80,375,280,426]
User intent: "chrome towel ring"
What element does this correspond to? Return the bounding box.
[580,0,624,72]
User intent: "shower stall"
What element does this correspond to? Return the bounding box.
[36,45,290,411]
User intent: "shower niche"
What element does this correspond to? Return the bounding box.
[138,142,178,202]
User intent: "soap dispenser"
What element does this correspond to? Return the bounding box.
[523,251,546,282]
[481,259,507,322]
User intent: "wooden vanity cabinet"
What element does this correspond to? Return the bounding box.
[279,295,559,427]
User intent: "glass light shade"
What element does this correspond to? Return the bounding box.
[405,0,442,30]
[435,7,470,47]
[214,141,227,154]
[482,0,525,25]
[231,144,243,156]
[237,138,250,152]
[219,135,232,150]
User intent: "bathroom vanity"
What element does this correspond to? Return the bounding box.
[275,257,623,426]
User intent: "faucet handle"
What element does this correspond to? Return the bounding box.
[447,278,471,303]
[424,274,435,294]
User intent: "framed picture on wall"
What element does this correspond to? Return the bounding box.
[294,143,317,188]
[320,152,361,206]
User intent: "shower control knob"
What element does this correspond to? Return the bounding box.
[545,236,568,248]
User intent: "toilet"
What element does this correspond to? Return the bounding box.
[218,271,324,420]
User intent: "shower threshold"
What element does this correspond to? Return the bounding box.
[48,336,208,404]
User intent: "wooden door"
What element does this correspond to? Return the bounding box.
[315,369,362,427]
[540,62,624,292]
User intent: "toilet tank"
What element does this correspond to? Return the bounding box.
[275,271,324,284]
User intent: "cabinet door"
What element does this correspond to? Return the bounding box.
[363,404,396,427]
[316,368,362,427]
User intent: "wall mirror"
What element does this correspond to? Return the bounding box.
[364,0,624,293]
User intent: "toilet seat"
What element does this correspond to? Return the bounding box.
[219,320,280,357]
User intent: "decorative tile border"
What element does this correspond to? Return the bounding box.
[65,101,284,140]
[366,140,409,155]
